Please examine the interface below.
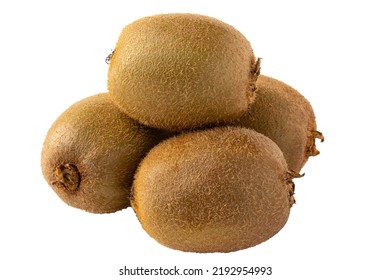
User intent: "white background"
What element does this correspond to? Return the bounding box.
[1,0,389,279]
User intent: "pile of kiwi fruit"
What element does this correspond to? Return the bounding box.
[41,13,324,253]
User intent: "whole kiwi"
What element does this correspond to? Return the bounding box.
[131,126,298,253]
[232,75,324,172]
[41,93,167,213]
[108,13,260,131]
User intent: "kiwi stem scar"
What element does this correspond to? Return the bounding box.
[247,58,262,100]
[286,170,304,207]
[253,57,261,76]
[105,49,115,64]
[52,163,81,193]
[306,130,325,157]
[313,130,325,142]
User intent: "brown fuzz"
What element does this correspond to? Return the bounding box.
[231,75,324,172]
[131,126,298,253]
[41,93,169,213]
[108,13,258,131]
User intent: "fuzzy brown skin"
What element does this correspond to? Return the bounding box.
[108,13,259,131]
[232,75,324,172]
[41,93,168,213]
[131,126,294,253]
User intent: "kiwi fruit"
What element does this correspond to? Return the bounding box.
[41,93,167,213]
[108,13,260,131]
[131,126,298,253]
[232,75,324,172]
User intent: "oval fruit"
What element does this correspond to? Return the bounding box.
[131,126,296,253]
[41,93,167,213]
[108,13,260,131]
[233,75,324,172]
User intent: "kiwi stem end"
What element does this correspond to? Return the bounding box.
[313,130,325,142]
[286,170,304,207]
[52,163,81,193]
[306,130,325,157]
[247,57,262,103]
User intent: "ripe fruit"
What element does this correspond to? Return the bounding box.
[108,13,260,131]
[233,75,324,172]
[131,126,297,253]
[41,93,167,213]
